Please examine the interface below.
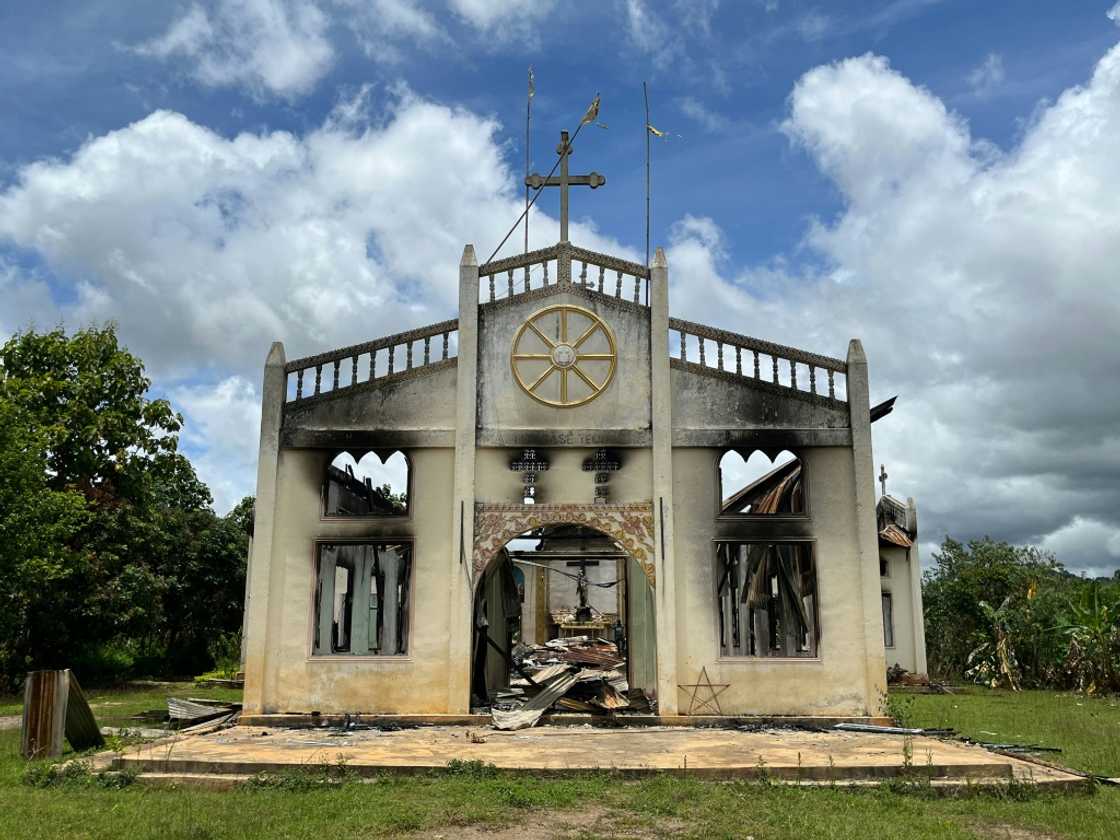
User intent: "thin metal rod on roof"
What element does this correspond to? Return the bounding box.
[525,67,534,255]
[645,81,654,274]
[483,96,597,266]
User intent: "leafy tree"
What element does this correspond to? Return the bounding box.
[227,495,256,536]
[0,326,184,503]
[924,536,1120,691]
[371,483,407,515]
[922,538,1066,684]
[0,397,89,690]
[0,326,248,685]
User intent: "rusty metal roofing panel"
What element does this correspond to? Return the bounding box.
[878,524,913,548]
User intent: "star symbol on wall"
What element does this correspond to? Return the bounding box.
[677,666,730,716]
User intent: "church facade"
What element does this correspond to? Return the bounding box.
[241,127,926,719]
[241,230,928,718]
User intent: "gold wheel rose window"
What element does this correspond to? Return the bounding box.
[511,304,617,408]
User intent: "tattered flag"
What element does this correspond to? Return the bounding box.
[647,123,666,137]
[528,67,535,99]
[580,93,607,128]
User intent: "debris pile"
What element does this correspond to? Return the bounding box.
[886,664,929,686]
[165,697,241,730]
[886,664,954,693]
[490,636,654,731]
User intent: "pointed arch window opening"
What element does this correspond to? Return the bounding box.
[324,450,410,517]
[719,449,806,516]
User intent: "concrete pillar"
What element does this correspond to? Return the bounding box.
[242,341,286,714]
[846,339,888,713]
[906,497,929,675]
[649,248,680,714]
[448,244,480,712]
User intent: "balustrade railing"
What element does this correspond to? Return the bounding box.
[669,317,848,402]
[479,242,650,307]
[284,318,459,405]
[282,257,842,408]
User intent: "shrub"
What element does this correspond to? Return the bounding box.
[206,631,242,680]
[70,641,137,684]
[444,759,498,778]
[924,537,1120,692]
[22,760,136,789]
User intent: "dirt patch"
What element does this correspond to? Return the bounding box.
[970,823,1063,840]
[0,716,20,731]
[408,805,687,839]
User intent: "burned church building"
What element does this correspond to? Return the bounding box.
[241,135,926,719]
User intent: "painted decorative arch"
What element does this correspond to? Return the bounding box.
[473,502,656,587]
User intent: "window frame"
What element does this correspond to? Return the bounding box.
[320,450,412,521]
[715,449,811,521]
[712,538,822,662]
[308,537,416,660]
[881,590,895,649]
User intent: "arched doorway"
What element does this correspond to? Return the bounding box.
[470,521,657,714]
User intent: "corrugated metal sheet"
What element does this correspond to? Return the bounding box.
[878,523,913,548]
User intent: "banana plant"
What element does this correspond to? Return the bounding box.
[1053,582,1120,694]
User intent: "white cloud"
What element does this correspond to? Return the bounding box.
[0,260,60,339]
[664,48,1120,574]
[796,11,830,42]
[1040,517,1120,578]
[173,376,262,512]
[0,87,634,509]
[967,52,1005,98]
[448,0,557,40]
[134,0,334,99]
[676,96,729,132]
[624,0,680,68]
[0,88,628,380]
[674,0,720,37]
[336,0,447,63]
[1109,2,1120,26]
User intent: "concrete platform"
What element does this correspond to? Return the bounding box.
[108,725,1088,790]
[237,713,895,729]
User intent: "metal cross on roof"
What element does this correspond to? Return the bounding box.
[525,130,605,244]
[879,464,888,498]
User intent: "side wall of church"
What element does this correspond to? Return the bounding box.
[880,544,923,675]
[670,445,884,716]
[248,446,458,714]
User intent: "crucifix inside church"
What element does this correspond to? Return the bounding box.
[566,558,600,621]
[526,130,606,243]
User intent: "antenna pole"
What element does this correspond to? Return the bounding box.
[525,69,533,254]
[643,81,651,301]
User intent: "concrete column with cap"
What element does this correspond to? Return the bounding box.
[448,244,480,712]
[242,341,286,714]
[847,339,888,713]
[649,247,680,713]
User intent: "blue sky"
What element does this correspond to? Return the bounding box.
[2,1,1119,575]
[4,2,1116,264]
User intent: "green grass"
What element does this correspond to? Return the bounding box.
[0,680,243,724]
[2,685,1119,839]
[896,686,1120,777]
